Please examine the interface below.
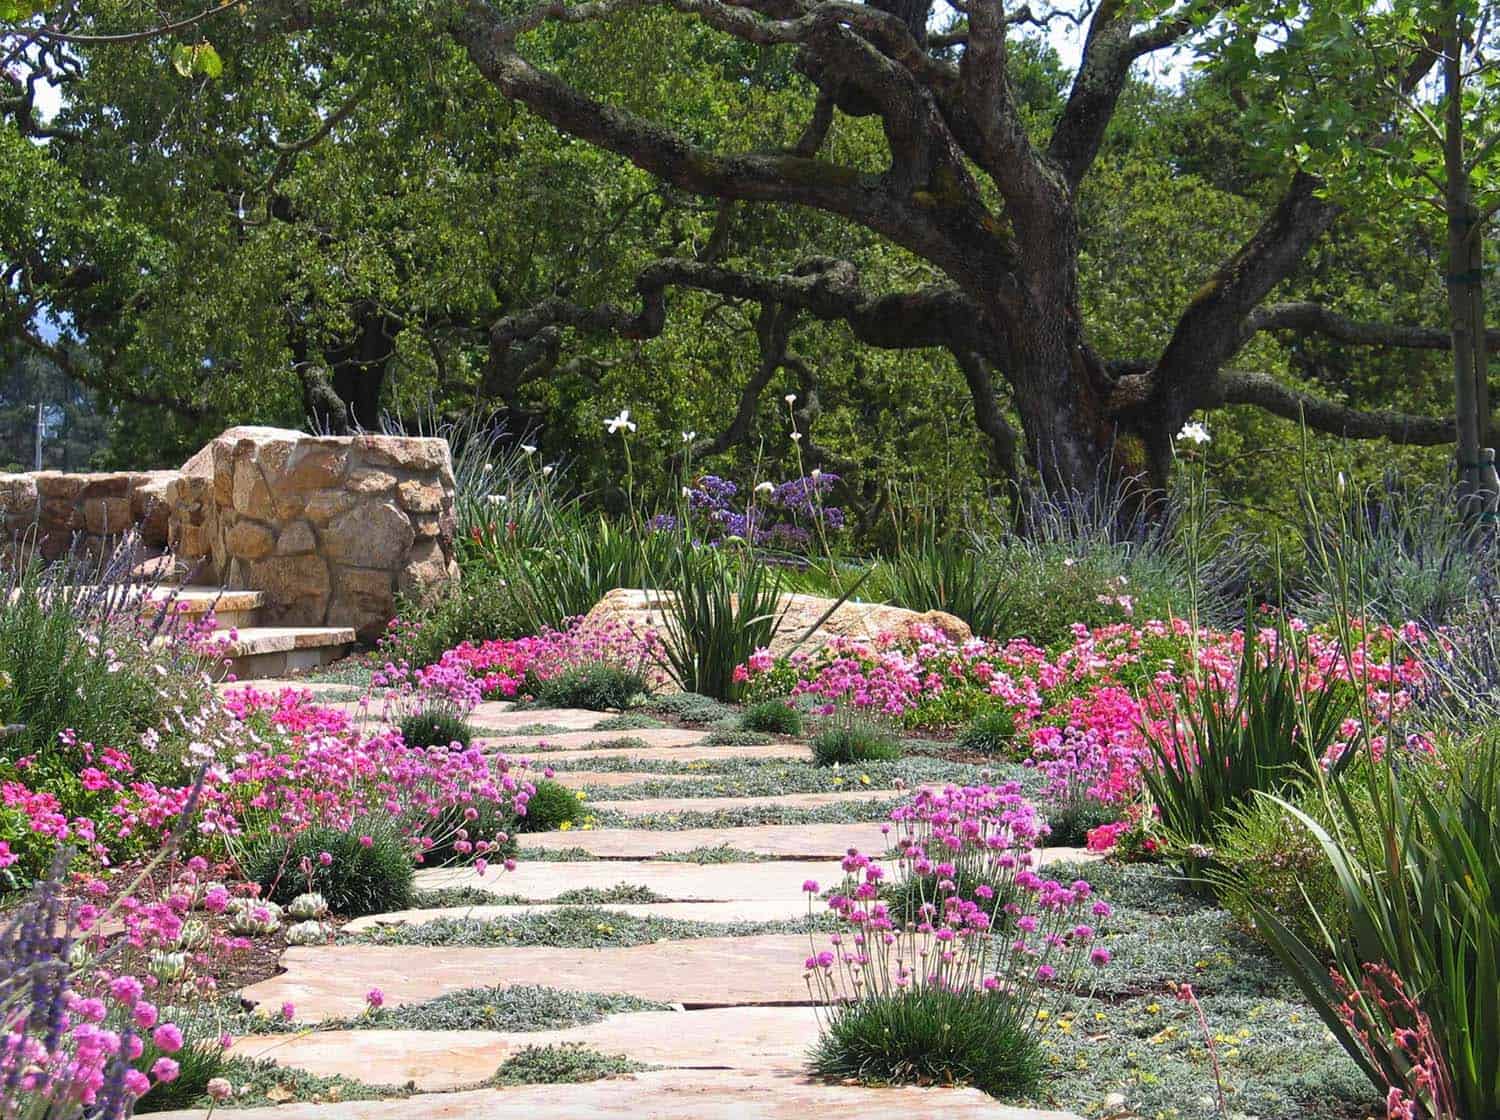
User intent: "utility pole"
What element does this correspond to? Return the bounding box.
[33,402,43,471]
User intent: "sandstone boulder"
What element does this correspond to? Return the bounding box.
[582,587,972,659]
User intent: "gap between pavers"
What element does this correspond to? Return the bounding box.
[144,1068,1084,1120]
[345,899,811,932]
[585,789,911,816]
[519,742,814,765]
[480,728,708,752]
[415,860,845,902]
[525,770,674,790]
[518,822,892,859]
[240,935,813,1020]
[228,1006,821,1089]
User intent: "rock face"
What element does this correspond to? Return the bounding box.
[202,427,459,639]
[582,588,972,658]
[1,426,459,642]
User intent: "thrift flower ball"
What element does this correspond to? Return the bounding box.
[152,1023,184,1053]
[207,1078,233,1102]
[366,988,385,1009]
[124,1069,151,1097]
[151,1057,180,1083]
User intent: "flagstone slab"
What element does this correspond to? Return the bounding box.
[531,742,813,765]
[519,822,891,859]
[148,1069,1084,1119]
[482,728,708,752]
[240,936,812,1018]
[229,1006,822,1088]
[469,705,600,732]
[588,789,909,816]
[344,899,810,933]
[416,860,844,902]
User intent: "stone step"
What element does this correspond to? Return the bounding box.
[345,899,811,932]
[149,585,267,630]
[217,626,357,680]
[416,860,844,903]
[519,822,894,860]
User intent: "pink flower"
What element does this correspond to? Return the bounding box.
[802,880,819,893]
[151,1023,184,1054]
[280,1002,296,1021]
[366,988,385,1010]
[151,1057,180,1083]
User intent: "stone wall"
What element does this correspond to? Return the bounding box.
[200,427,458,639]
[0,426,459,641]
[0,470,176,567]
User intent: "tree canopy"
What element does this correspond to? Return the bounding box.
[1,0,1494,524]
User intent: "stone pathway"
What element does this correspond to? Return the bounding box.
[194,700,1084,1120]
[151,1071,1080,1119]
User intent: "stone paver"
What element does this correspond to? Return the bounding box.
[519,822,892,859]
[469,705,601,732]
[416,860,844,902]
[482,728,707,752]
[530,742,813,765]
[241,936,811,1018]
[588,789,909,816]
[149,1069,1082,1119]
[344,899,811,932]
[230,1007,821,1088]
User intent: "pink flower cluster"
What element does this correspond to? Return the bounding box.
[802,783,1110,1021]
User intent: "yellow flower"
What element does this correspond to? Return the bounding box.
[859,774,871,785]
[1146,1002,1161,1014]
[559,820,573,831]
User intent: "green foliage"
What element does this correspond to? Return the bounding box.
[956,708,1017,756]
[1041,797,1119,849]
[133,1021,228,1114]
[811,715,902,767]
[878,532,1012,639]
[645,691,739,725]
[398,708,475,750]
[1251,737,1500,1118]
[418,792,517,866]
[502,518,661,635]
[740,699,803,736]
[385,568,531,670]
[1143,630,1355,877]
[243,824,414,918]
[809,989,1044,1098]
[654,546,786,700]
[528,661,648,711]
[492,1044,649,1086]
[515,780,585,833]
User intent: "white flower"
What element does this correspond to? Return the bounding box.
[605,408,637,434]
[482,463,494,473]
[682,431,697,443]
[784,393,797,405]
[754,481,774,494]
[1176,420,1211,445]
[542,465,554,476]
[520,444,536,455]
[790,431,802,442]
[810,468,822,481]
[682,487,693,498]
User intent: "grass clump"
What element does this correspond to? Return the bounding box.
[956,708,1017,755]
[528,661,648,711]
[740,699,803,736]
[492,1044,651,1085]
[812,717,902,767]
[809,988,1044,1098]
[591,712,665,731]
[242,824,413,917]
[646,691,739,725]
[398,708,475,750]
[514,780,586,832]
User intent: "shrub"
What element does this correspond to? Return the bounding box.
[243,824,414,917]
[514,780,585,833]
[492,1044,647,1086]
[132,1020,228,1114]
[811,716,902,767]
[528,661,647,710]
[383,569,531,670]
[1041,797,1119,848]
[1142,627,1355,879]
[1214,785,1353,950]
[399,708,475,750]
[740,699,803,736]
[879,532,1012,639]
[809,988,1044,1098]
[956,708,1017,755]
